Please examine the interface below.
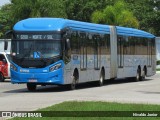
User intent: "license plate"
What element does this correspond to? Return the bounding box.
[28,79,37,82]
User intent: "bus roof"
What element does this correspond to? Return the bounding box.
[116,26,155,38]
[13,18,155,38]
[13,18,110,34]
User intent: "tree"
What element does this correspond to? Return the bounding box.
[91,0,139,28]
[0,0,67,38]
[126,0,160,36]
[11,0,67,24]
[0,4,12,38]
[64,0,109,22]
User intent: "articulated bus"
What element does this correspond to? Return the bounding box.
[10,18,156,91]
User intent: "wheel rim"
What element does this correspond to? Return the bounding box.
[136,69,140,81]
[141,70,145,80]
[136,73,139,80]
[99,74,104,86]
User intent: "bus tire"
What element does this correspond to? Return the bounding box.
[27,83,36,91]
[71,76,76,90]
[99,70,104,86]
[141,67,146,81]
[134,68,141,82]
[70,69,79,90]
[140,69,145,81]
[0,72,4,82]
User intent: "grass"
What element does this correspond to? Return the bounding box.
[156,68,160,71]
[11,101,160,120]
[157,60,160,65]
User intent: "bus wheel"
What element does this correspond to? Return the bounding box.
[27,83,36,91]
[134,68,141,82]
[0,73,4,82]
[71,76,76,90]
[99,71,104,86]
[70,70,78,90]
[140,69,146,81]
[140,70,145,81]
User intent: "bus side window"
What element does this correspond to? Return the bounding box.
[117,36,124,68]
[129,37,135,55]
[79,32,87,70]
[93,34,101,69]
[63,30,71,64]
[71,31,79,55]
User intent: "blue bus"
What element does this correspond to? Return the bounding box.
[10,18,156,91]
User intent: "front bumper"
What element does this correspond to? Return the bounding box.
[11,68,64,85]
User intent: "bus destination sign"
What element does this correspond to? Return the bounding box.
[16,34,59,40]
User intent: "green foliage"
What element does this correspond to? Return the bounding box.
[39,101,160,111]
[11,0,67,23]
[0,0,160,37]
[91,0,139,28]
[64,0,108,22]
[0,0,67,38]
[126,0,160,35]
[157,60,160,65]
[91,11,105,24]
[11,101,160,120]
[0,4,12,38]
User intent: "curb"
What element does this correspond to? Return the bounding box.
[156,71,160,73]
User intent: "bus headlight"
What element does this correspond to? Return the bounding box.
[11,63,18,72]
[49,63,62,72]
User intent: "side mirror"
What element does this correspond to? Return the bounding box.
[5,30,13,37]
[66,39,70,50]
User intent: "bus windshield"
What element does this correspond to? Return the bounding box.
[12,40,61,59]
[12,33,61,59]
[11,33,62,68]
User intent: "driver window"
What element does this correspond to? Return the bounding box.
[0,54,6,63]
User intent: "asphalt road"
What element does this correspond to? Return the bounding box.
[0,73,160,111]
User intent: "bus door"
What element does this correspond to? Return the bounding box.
[110,26,118,79]
[117,36,124,68]
[147,39,152,67]
[93,35,101,70]
[151,38,156,71]
[80,33,87,70]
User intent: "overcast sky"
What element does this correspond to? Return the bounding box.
[0,0,10,7]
